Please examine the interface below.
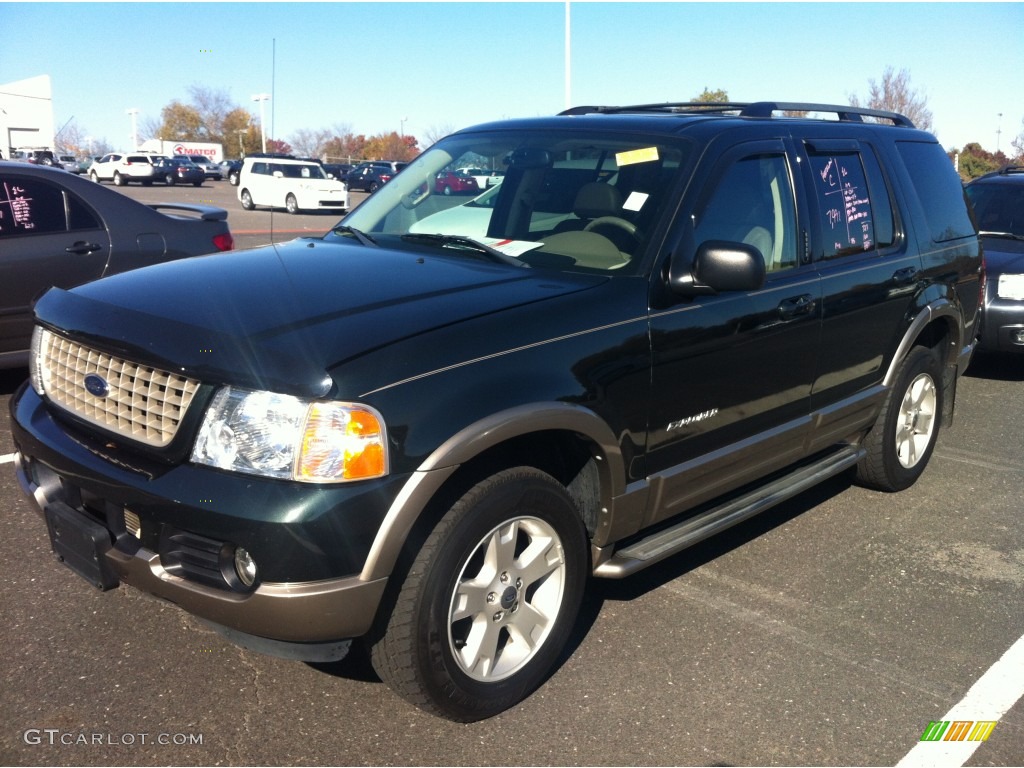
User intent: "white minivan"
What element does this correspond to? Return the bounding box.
[238,157,350,214]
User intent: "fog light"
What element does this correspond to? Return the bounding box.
[234,547,258,587]
[1012,329,1024,345]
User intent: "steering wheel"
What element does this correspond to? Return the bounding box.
[584,216,637,237]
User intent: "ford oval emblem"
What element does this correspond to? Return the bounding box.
[84,374,110,398]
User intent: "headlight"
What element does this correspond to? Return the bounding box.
[191,386,388,482]
[996,274,1024,301]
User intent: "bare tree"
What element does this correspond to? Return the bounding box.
[1012,117,1024,163]
[289,128,332,158]
[422,123,456,146]
[849,67,933,131]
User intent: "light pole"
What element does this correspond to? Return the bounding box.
[400,116,407,138]
[237,129,247,156]
[252,94,270,153]
[997,112,1003,154]
[126,108,139,151]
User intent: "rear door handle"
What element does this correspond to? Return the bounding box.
[892,266,920,285]
[778,294,816,319]
[65,241,102,255]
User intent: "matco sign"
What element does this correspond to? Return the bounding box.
[174,144,216,159]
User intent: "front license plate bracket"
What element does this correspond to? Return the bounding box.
[44,503,120,591]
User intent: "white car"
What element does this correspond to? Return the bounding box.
[238,157,350,214]
[89,153,161,186]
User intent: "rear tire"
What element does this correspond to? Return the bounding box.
[240,189,255,210]
[856,345,943,492]
[370,467,588,721]
[113,172,124,186]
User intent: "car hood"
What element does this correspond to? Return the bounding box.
[981,235,1024,272]
[34,238,604,397]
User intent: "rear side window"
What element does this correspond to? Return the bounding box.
[0,177,67,235]
[896,141,975,242]
[808,151,878,258]
[0,176,102,236]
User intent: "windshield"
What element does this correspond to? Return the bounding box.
[338,129,690,274]
[966,182,1024,237]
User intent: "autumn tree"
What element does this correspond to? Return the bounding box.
[691,87,728,103]
[155,100,205,142]
[153,85,260,153]
[849,67,933,132]
[362,132,419,162]
[951,143,1010,181]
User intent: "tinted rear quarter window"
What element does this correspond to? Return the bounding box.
[0,176,67,235]
[896,141,975,242]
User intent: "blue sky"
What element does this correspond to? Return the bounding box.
[2,1,1021,154]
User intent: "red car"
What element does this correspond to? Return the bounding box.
[434,170,479,195]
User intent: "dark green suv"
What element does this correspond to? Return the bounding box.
[11,102,982,721]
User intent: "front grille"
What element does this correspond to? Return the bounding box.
[36,328,200,448]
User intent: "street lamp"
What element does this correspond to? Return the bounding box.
[400,116,407,138]
[126,108,139,151]
[251,94,271,153]
[237,129,247,156]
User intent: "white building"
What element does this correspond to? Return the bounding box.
[0,75,55,158]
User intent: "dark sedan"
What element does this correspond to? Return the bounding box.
[0,161,234,368]
[965,166,1024,355]
[345,163,393,192]
[153,157,205,186]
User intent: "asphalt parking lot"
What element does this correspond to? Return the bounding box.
[1,178,1022,765]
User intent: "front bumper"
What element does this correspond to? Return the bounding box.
[10,384,401,649]
[979,299,1024,353]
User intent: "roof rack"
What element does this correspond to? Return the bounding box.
[996,164,1024,175]
[559,101,915,128]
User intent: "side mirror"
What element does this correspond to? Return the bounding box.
[669,241,766,296]
[273,171,284,179]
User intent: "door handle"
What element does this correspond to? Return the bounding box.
[892,266,920,285]
[65,241,102,255]
[778,294,816,319]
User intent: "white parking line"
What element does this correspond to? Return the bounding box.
[0,453,15,464]
[897,632,1024,767]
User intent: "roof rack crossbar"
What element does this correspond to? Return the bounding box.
[558,101,915,128]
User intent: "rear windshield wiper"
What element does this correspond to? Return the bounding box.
[400,233,528,267]
[330,225,379,247]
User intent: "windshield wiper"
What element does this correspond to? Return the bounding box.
[979,230,1024,241]
[400,233,529,267]
[330,225,379,247]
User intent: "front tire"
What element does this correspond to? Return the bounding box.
[370,467,588,721]
[856,345,943,491]
[285,193,299,214]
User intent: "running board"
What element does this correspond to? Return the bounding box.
[593,445,865,578]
